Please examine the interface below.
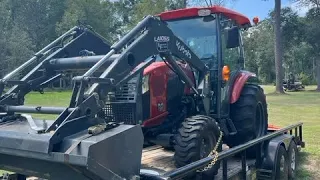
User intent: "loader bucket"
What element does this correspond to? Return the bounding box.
[0,119,144,180]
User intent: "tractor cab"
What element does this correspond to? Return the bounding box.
[159,6,251,69]
[157,7,251,118]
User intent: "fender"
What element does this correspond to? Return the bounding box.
[260,134,293,179]
[230,70,258,104]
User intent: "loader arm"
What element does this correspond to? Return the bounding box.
[0,15,210,152]
[82,15,208,100]
[0,15,212,180]
[47,15,211,145]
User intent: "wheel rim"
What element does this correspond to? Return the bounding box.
[291,149,296,171]
[280,155,286,179]
[255,102,265,137]
[200,138,211,158]
[200,133,215,159]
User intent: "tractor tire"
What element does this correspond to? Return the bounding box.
[173,115,222,179]
[226,84,268,154]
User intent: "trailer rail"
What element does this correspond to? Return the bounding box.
[141,122,304,180]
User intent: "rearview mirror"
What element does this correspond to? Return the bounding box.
[225,26,240,49]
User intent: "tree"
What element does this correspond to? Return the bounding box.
[0,0,34,77]
[304,7,320,90]
[113,0,140,37]
[273,0,285,93]
[188,0,236,6]
[132,0,168,24]
[57,0,119,42]
[8,0,66,50]
[296,0,320,7]
[243,20,276,83]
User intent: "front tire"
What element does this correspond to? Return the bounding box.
[173,115,222,179]
[226,84,268,150]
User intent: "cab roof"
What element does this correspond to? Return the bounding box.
[158,6,251,26]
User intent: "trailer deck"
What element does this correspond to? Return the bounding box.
[141,145,256,180]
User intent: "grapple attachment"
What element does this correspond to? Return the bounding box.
[0,119,143,180]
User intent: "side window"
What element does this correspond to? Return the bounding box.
[222,42,239,71]
[220,17,240,71]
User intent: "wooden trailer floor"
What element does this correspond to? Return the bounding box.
[141,145,256,179]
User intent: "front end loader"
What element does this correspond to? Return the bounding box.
[0,25,146,180]
[0,6,268,180]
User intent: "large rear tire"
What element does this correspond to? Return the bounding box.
[226,84,268,153]
[173,115,222,179]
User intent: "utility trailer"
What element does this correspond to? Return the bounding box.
[1,122,305,180]
[0,5,306,180]
[139,123,305,180]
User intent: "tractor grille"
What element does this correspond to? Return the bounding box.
[103,103,136,125]
[102,76,140,125]
[115,83,136,101]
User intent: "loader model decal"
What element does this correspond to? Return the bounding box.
[176,40,192,59]
[154,36,170,52]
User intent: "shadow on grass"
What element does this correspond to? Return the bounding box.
[295,151,313,180]
[306,89,320,92]
[265,92,291,96]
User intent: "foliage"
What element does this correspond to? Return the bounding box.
[56,0,119,42]
[0,0,318,89]
[243,20,275,83]
[242,5,319,87]
[299,72,316,85]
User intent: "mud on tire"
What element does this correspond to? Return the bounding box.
[173,115,222,178]
[226,84,268,153]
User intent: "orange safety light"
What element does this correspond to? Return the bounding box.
[253,16,259,25]
[222,65,230,81]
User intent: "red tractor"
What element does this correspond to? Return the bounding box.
[133,6,268,175]
[0,5,268,180]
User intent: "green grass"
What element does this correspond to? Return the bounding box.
[1,86,320,178]
[24,91,72,119]
[261,85,320,179]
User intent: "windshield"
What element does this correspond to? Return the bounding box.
[166,16,218,60]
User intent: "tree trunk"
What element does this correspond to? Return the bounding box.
[183,0,187,7]
[316,59,320,91]
[274,0,285,93]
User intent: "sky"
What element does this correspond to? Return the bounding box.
[224,0,311,20]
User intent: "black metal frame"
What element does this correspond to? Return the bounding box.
[141,122,304,180]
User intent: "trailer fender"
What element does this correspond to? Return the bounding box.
[230,71,258,104]
[261,134,293,178]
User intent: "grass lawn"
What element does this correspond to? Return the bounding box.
[261,85,320,179]
[1,85,320,179]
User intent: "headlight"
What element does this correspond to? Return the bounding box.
[142,75,149,94]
